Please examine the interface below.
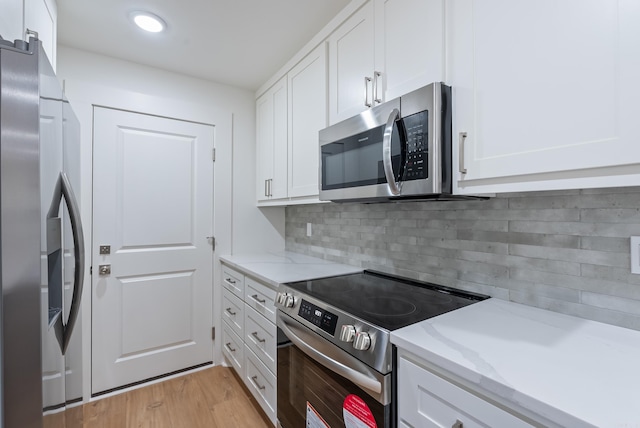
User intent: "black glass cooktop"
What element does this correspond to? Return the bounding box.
[286,270,489,331]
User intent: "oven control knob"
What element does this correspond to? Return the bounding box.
[283,294,295,308]
[276,292,287,305]
[340,325,356,342]
[353,331,371,351]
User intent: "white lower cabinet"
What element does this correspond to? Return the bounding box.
[398,351,533,428]
[221,263,277,426]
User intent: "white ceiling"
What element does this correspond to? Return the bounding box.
[57,0,352,91]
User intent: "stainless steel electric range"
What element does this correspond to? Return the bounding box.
[275,270,489,428]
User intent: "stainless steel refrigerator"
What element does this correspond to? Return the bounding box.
[0,36,84,428]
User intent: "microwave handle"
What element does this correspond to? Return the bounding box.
[382,108,402,195]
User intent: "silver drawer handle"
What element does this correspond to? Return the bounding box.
[251,294,266,304]
[251,375,266,390]
[452,420,463,428]
[225,307,236,316]
[251,332,266,343]
[225,342,236,352]
[226,277,236,284]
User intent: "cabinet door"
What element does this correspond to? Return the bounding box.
[328,1,375,124]
[24,0,57,70]
[375,0,445,101]
[288,43,327,198]
[256,76,287,201]
[398,355,533,427]
[0,0,23,43]
[450,0,640,194]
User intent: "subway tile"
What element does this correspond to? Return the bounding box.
[581,292,640,315]
[580,236,629,253]
[508,244,628,267]
[506,232,581,249]
[581,208,640,223]
[580,264,640,285]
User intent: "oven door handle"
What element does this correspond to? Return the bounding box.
[277,313,382,394]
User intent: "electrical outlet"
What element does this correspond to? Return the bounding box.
[306,223,312,237]
[631,236,640,274]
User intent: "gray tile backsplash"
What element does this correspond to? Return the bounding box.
[285,187,640,331]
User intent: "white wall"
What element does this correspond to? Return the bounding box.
[56,45,285,400]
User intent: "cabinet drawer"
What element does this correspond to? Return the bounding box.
[244,305,276,374]
[222,289,244,337]
[222,265,244,299]
[245,347,276,425]
[398,356,532,427]
[222,323,244,378]
[244,276,277,324]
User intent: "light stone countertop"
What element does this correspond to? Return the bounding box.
[391,298,640,428]
[219,251,362,289]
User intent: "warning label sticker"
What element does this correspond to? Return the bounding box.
[307,401,331,428]
[343,394,378,428]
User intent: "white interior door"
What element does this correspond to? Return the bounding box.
[92,107,214,394]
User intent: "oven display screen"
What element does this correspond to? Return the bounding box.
[299,300,338,336]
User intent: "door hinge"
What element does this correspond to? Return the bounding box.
[212,327,216,340]
[212,148,216,162]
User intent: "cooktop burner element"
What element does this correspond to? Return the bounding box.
[276,270,490,375]
[361,297,417,317]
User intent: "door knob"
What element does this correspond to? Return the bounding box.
[98,264,111,275]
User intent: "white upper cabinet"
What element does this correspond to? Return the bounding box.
[450,0,640,194]
[0,0,23,42]
[328,0,445,125]
[1,0,56,69]
[25,0,57,69]
[327,1,376,124]
[287,43,327,199]
[256,76,288,202]
[375,0,445,101]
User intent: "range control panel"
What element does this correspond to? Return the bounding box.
[299,299,338,336]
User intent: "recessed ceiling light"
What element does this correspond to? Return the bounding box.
[130,11,166,33]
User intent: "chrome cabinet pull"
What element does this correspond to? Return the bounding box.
[373,71,382,104]
[251,375,266,390]
[364,76,373,107]
[251,331,266,343]
[269,178,273,196]
[251,294,266,304]
[225,342,236,352]
[459,132,468,174]
[264,179,269,197]
[452,420,463,428]
[225,307,236,316]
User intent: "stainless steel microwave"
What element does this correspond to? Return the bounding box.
[319,83,454,202]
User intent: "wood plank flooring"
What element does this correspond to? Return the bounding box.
[43,366,271,428]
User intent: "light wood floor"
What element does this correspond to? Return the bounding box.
[44,366,272,428]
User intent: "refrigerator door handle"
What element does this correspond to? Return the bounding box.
[47,171,85,355]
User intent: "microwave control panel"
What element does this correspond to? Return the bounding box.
[299,299,338,336]
[403,111,428,181]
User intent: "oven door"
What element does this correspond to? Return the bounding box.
[277,311,393,428]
